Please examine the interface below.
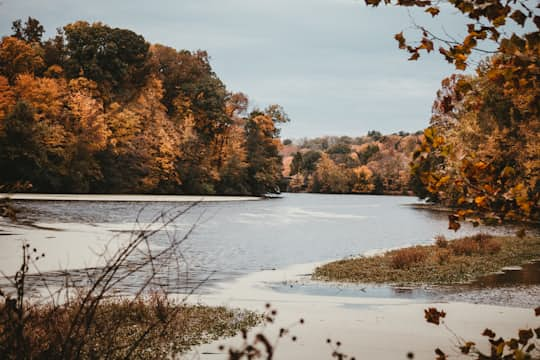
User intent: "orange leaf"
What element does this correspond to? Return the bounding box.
[425,6,440,17]
[394,32,407,49]
[421,38,434,52]
[408,52,420,61]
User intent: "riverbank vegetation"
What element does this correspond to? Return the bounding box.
[313,234,540,284]
[0,294,259,359]
[0,18,287,195]
[0,204,262,359]
[281,131,423,194]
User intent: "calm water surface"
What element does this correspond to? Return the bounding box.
[1,193,526,294]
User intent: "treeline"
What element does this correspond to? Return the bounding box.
[281,130,423,194]
[0,18,287,195]
[410,50,539,225]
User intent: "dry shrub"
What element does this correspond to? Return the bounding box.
[482,240,501,254]
[435,248,451,265]
[450,237,480,256]
[516,228,526,239]
[0,293,258,359]
[434,235,448,248]
[450,233,501,256]
[391,247,427,269]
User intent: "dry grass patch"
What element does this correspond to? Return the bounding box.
[390,247,428,269]
[449,233,501,256]
[313,234,540,285]
[0,293,260,359]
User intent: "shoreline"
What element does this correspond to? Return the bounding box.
[313,234,540,285]
[0,193,263,202]
[187,261,539,359]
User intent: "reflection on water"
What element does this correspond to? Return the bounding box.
[269,282,431,301]
[470,261,540,287]
[0,193,534,296]
[270,261,540,307]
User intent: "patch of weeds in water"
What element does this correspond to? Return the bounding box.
[313,234,540,285]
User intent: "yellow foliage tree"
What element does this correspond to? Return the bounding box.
[0,37,44,81]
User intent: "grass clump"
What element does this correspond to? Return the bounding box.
[0,293,260,359]
[313,234,540,285]
[449,233,501,256]
[434,235,448,248]
[391,247,427,269]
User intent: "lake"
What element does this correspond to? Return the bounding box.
[0,193,525,294]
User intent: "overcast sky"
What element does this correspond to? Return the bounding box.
[1,0,472,138]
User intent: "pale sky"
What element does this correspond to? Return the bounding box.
[1,0,474,138]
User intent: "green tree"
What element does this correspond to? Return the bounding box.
[63,21,150,98]
[11,17,45,44]
[290,152,303,176]
[372,175,384,195]
[0,102,46,189]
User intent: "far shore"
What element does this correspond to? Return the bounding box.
[0,193,263,202]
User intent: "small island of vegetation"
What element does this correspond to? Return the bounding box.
[313,233,540,285]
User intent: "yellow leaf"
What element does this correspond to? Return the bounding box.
[394,32,407,49]
[500,166,515,178]
[475,161,488,170]
[475,196,487,207]
[436,175,450,187]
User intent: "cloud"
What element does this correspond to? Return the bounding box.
[0,0,465,138]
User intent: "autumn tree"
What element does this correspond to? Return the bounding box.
[215,92,250,194]
[0,19,291,195]
[64,77,109,191]
[364,0,539,224]
[0,37,45,82]
[245,107,289,194]
[411,54,540,227]
[366,0,539,70]
[150,45,230,140]
[310,153,351,193]
[0,76,15,122]
[351,166,374,193]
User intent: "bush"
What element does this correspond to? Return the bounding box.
[450,237,479,256]
[435,248,451,265]
[450,233,501,256]
[434,235,448,248]
[390,247,427,269]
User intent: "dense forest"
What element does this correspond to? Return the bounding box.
[281,131,423,194]
[0,18,287,195]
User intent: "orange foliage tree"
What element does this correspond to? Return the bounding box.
[364,0,539,225]
[0,18,289,195]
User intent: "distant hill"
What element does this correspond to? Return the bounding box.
[280,131,423,194]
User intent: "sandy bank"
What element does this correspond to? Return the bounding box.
[188,262,538,360]
[0,221,128,276]
[0,193,262,202]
